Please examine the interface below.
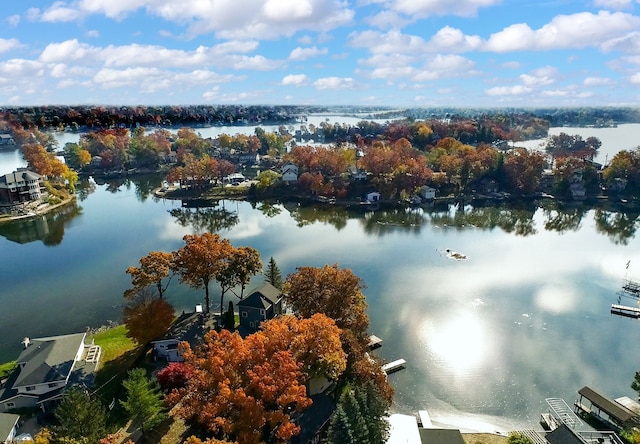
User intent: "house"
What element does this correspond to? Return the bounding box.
[419,186,436,200]
[569,169,587,200]
[366,191,381,203]
[237,282,283,333]
[0,333,100,413]
[0,413,20,444]
[0,168,46,205]
[152,308,210,363]
[281,162,299,183]
[290,394,335,444]
[0,134,17,148]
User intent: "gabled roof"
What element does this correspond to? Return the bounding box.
[0,413,20,440]
[0,169,42,186]
[14,333,85,387]
[237,282,282,309]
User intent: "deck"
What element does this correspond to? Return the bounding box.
[611,304,640,319]
[382,359,407,374]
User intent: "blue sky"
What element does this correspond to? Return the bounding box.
[1,0,640,107]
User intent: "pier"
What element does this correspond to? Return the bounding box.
[611,304,640,319]
[382,359,406,374]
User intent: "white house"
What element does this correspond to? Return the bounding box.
[420,186,436,200]
[0,333,100,413]
[0,168,45,204]
[281,162,299,183]
[366,191,381,203]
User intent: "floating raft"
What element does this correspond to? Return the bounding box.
[611,304,640,319]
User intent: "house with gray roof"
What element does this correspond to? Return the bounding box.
[237,282,283,333]
[0,333,100,413]
[0,134,16,148]
[0,413,20,444]
[0,168,45,205]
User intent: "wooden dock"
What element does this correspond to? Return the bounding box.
[368,334,383,350]
[611,304,640,319]
[382,359,406,374]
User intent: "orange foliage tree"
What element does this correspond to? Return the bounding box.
[171,328,312,444]
[124,251,175,299]
[283,264,369,343]
[122,290,175,345]
[172,233,233,314]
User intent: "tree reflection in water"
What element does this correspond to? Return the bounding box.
[594,208,640,245]
[427,202,538,236]
[169,205,239,233]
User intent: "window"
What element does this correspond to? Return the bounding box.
[26,386,35,391]
[242,311,248,318]
[260,309,265,317]
[250,322,254,328]
[48,382,58,388]
[6,402,15,408]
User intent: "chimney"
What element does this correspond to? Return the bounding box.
[22,337,30,349]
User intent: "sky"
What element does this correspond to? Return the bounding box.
[1,0,640,107]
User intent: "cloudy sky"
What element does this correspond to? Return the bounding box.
[1,0,640,107]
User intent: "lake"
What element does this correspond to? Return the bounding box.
[1,121,640,432]
[1,173,640,432]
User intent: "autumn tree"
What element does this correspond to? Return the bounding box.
[123,290,175,345]
[157,362,194,391]
[124,251,175,299]
[545,133,600,161]
[53,387,107,444]
[502,147,547,194]
[283,264,369,342]
[172,233,233,314]
[603,147,640,193]
[171,329,312,444]
[121,368,167,435]
[264,256,283,289]
[230,246,262,299]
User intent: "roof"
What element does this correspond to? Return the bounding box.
[545,424,586,444]
[578,386,638,424]
[237,282,282,309]
[0,413,20,440]
[290,394,335,444]
[14,333,86,387]
[0,169,42,186]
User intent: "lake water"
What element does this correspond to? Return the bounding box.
[2,121,640,432]
[1,174,640,432]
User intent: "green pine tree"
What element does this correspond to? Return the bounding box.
[121,368,167,434]
[326,405,354,444]
[264,256,283,289]
[53,387,107,444]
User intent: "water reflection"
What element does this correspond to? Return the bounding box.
[284,202,350,229]
[594,208,640,245]
[0,201,82,245]
[427,203,538,236]
[542,205,586,233]
[360,208,426,236]
[169,206,240,233]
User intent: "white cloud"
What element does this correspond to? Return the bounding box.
[7,15,20,27]
[288,46,328,61]
[281,74,310,86]
[593,0,633,9]
[427,26,482,53]
[485,85,533,96]
[365,10,411,29]
[86,30,100,38]
[313,76,355,89]
[601,31,640,53]
[501,61,521,69]
[630,73,640,83]
[0,39,22,54]
[484,11,640,52]
[376,0,501,19]
[520,66,559,86]
[583,76,613,86]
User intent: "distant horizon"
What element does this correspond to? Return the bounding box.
[2,1,640,108]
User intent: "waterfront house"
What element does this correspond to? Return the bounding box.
[0,134,16,148]
[366,191,381,203]
[281,162,299,183]
[152,308,212,363]
[420,186,436,200]
[0,333,100,413]
[0,413,20,444]
[237,283,283,333]
[0,168,45,205]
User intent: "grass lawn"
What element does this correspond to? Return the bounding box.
[89,325,144,427]
[0,361,16,379]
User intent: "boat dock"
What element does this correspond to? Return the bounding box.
[368,334,383,350]
[611,304,640,319]
[382,359,407,374]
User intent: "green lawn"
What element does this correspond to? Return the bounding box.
[0,361,16,379]
[90,324,137,364]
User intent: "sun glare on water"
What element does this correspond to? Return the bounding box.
[421,311,489,376]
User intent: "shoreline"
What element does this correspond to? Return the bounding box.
[0,194,76,224]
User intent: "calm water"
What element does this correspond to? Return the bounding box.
[1,174,640,432]
[1,122,640,432]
